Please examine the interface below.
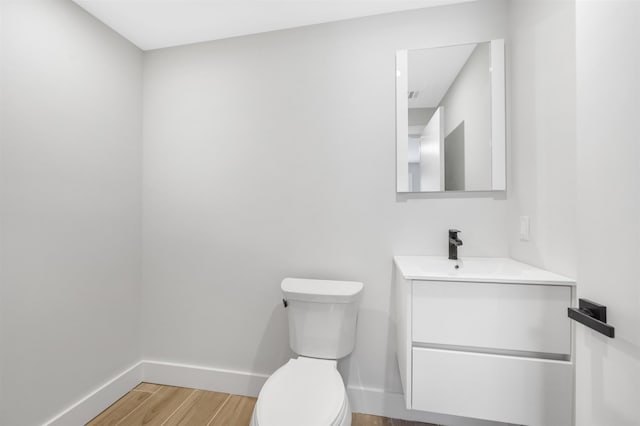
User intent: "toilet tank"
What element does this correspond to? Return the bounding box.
[281,278,363,360]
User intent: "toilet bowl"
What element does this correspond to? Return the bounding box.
[251,278,363,426]
[250,357,351,426]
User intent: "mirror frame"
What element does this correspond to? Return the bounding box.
[396,39,506,193]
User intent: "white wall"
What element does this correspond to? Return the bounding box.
[575,2,640,425]
[408,107,436,126]
[0,1,143,425]
[507,0,577,278]
[142,0,508,410]
[439,42,492,190]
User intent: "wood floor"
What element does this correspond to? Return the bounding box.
[87,383,435,426]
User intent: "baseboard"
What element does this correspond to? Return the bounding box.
[43,362,143,426]
[143,360,269,397]
[142,360,503,426]
[41,360,503,426]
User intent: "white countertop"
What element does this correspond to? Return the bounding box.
[394,256,576,285]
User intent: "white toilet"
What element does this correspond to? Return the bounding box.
[250,277,363,426]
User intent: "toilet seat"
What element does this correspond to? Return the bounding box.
[252,357,350,426]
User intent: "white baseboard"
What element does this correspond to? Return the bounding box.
[141,361,503,426]
[43,362,143,426]
[41,360,503,426]
[142,360,269,397]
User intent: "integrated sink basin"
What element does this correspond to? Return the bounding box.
[393,256,575,285]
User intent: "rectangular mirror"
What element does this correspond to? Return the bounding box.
[396,39,505,193]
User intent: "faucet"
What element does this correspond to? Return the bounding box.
[448,229,463,260]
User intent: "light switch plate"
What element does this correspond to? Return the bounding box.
[519,216,530,241]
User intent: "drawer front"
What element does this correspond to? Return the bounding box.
[412,281,572,355]
[412,347,573,426]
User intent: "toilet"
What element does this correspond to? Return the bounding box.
[250,277,364,426]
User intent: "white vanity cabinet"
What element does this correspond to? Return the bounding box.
[393,256,576,426]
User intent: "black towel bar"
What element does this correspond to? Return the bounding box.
[568,298,615,338]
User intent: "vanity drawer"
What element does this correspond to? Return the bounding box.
[412,280,571,355]
[412,347,572,426]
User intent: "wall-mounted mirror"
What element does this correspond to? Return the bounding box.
[396,39,505,193]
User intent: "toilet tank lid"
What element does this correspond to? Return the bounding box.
[281,278,363,303]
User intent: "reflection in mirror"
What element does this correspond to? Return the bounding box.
[396,40,505,193]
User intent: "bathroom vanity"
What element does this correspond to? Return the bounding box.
[393,256,576,426]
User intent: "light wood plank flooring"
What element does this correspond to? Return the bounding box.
[87,383,436,426]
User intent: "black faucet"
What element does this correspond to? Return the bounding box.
[448,229,463,260]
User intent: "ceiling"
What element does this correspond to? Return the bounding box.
[408,42,476,108]
[72,0,475,51]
